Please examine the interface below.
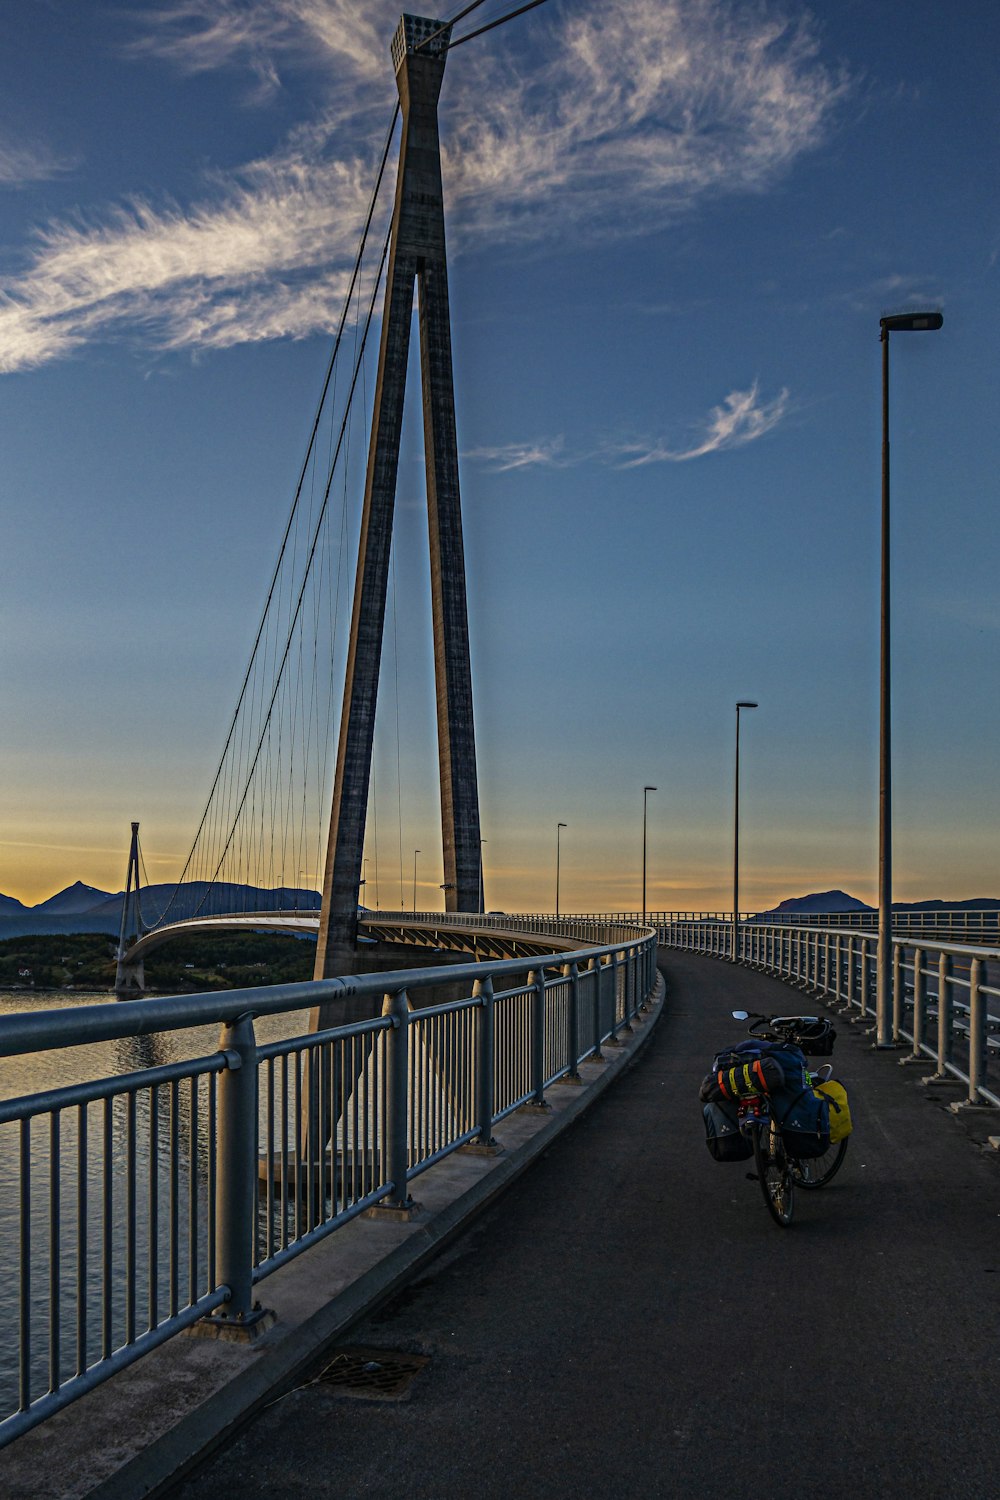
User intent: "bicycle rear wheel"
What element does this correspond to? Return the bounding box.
[790,1137,848,1189]
[752,1120,794,1226]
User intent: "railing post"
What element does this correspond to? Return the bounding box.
[606,952,624,1045]
[846,935,855,1010]
[589,956,604,1060]
[908,945,925,1059]
[526,968,549,1105]
[213,1012,269,1331]
[858,938,870,1018]
[892,942,904,1041]
[967,957,985,1104]
[468,976,500,1152]
[378,989,418,1213]
[563,962,582,1081]
[935,952,953,1075]
[616,950,633,1034]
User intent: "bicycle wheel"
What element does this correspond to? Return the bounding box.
[752,1120,794,1226]
[790,1137,848,1189]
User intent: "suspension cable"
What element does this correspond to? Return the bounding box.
[156,104,401,925]
[450,0,551,49]
[189,221,394,911]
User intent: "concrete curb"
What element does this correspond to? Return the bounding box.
[85,972,666,1499]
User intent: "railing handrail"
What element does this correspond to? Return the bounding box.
[658,916,1000,962]
[0,913,660,1450]
[659,914,1000,1112]
[2,916,655,1060]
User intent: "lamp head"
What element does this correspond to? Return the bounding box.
[644,785,657,792]
[880,311,943,334]
[736,701,758,710]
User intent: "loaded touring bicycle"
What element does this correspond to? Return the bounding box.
[701,1010,853,1227]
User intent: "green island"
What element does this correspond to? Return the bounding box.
[0,931,316,994]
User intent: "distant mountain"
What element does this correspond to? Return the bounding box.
[84,882,321,926]
[0,881,322,940]
[895,897,1000,911]
[761,890,1000,916]
[0,892,28,915]
[33,881,116,914]
[766,890,873,914]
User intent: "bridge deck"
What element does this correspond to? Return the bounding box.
[174,950,1000,1498]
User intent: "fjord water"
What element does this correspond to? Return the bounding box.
[0,988,311,1418]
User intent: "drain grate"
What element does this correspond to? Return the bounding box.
[315,1346,429,1401]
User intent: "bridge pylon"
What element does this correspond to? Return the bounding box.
[314,14,482,999]
[114,820,146,996]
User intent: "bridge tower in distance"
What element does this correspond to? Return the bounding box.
[114,821,145,996]
[315,14,482,984]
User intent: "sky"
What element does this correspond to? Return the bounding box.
[1,0,999,915]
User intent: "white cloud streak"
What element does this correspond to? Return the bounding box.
[0,134,70,187]
[615,380,791,464]
[0,1,849,372]
[463,437,569,471]
[466,381,791,470]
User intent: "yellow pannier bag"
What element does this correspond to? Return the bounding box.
[814,1080,852,1143]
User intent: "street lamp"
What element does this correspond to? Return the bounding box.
[642,786,657,924]
[877,310,943,1046]
[733,702,758,961]
[479,839,487,915]
[555,824,567,918]
[412,849,421,913]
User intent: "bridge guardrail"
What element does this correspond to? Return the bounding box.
[535,909,1000,938]
[660,918,1000,1111]
[0,918,657,1449]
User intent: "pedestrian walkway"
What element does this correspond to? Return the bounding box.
[171,950,1000,1500]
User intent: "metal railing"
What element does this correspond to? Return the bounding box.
[660,918,1000,1110]
[541,909,1000,940]
[0,919,657,1447]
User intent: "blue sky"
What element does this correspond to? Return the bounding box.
[2,0,998,913]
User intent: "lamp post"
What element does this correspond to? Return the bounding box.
[733,702,758,961]
[642,786,657,924]
[412,849,420,913]
[555,823,567,917]
[479,839,487,914]
[877,311,943,1045]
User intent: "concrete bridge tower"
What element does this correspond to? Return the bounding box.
[314,14,482,989]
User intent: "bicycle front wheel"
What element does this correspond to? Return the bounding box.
[752,1120,794,1226]
[791,1137,848,1189]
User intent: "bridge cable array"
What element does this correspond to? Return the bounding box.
[147,0,554,934]
[151,104,402,929]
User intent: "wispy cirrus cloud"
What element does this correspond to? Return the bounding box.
[466,381,791,471]
[613,380,791,465]
[463,437,569,472]
[0,134,71,188]
[0,1,849,372]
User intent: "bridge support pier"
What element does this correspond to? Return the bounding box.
[114,959,145,997]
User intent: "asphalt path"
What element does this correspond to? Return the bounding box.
[173,951,1000,1500]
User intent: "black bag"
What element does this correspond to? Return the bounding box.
[792,1019,837,1056]
[699,1053,786,1103]
[703,1101,753,1162]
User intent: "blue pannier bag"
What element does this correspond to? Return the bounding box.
[703,1100,753,1163]
[709,1039,829,1158]
[776,1087,831,1159]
